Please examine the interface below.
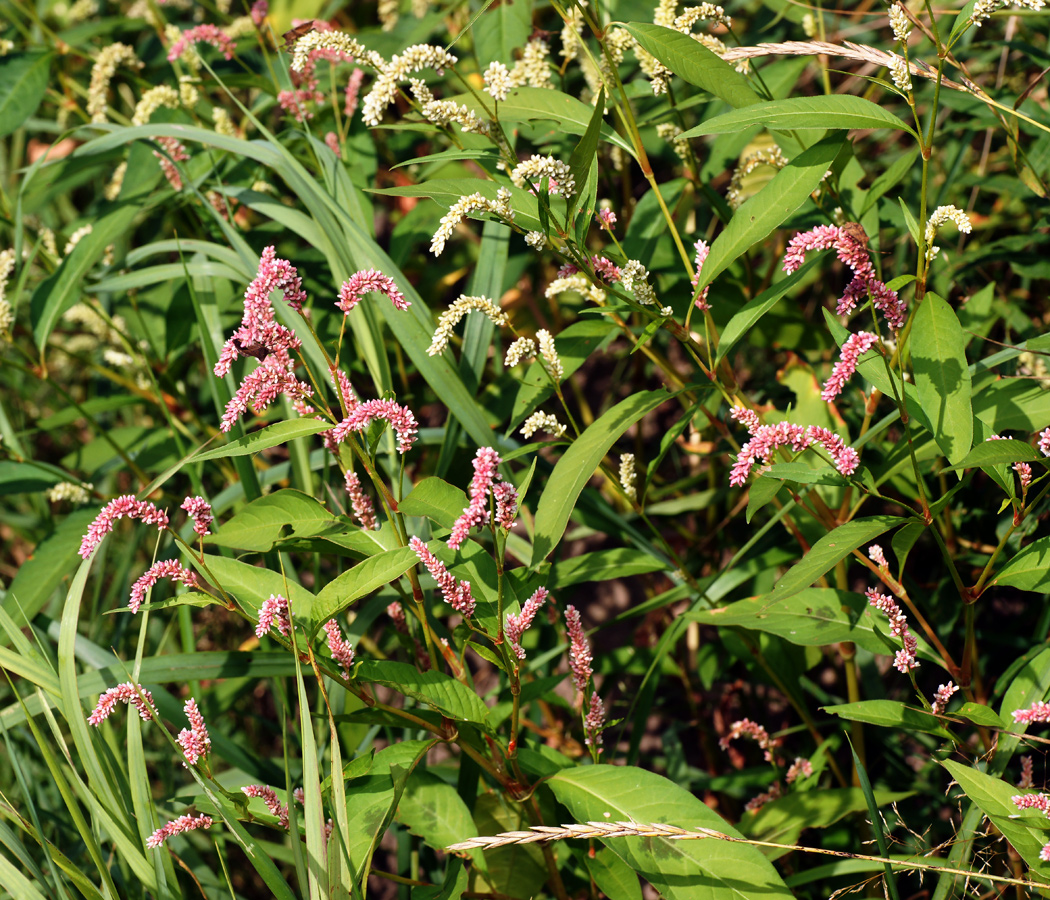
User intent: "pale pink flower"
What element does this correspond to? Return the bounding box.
[329,366,359,419]
[729,406,760,435]
[220,351,314,432]
[278,87,324,122]
[344,471,377,530]
[323,619,355,678]
[584,692,605,751]
[345,68,365,118]
[596,207,616,229]
[337,269,409,313]
[331,399,418,454]
[250,0,268,26]
[493,481,518,529]
[129,560,199,613]
[256,594,291,638]
[1013,701,1050,725]
[324,132,341,156]
[388,601,408,633]
[1019,756,1035,789]
[181,495,213,536]
[177,698,211,766]
[556,263,579,278]
[807,426,860,477]
[409,536,475,616]
[868,544,888,569]
[565,605,593,701]
[866,587,918,672]
[931,682,958,715]
[448,447,501,549]
[505,587,549,659]
[720,718,776,762]
[79,496,169,559]
[167,24,236,62]
[88,682,154,725]
[822,331,879,401]
[154,136,189,190]
[1042,843,1050,862]
[1039,426,1050,457]
[728,420,859,487]
[1013,792,1050,815]
[146,813,213,848]
[744,782,783,813]
[590,256,621,282]
[243,785,289,828]
[692,240,711,310]
[786,758,812,783]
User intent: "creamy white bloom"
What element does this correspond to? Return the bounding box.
[47,482,94,504]
[673,4,732,31]
[521,412,566,439]
[430,189,514,256]
[888,52,912,92]
[924,205,972,261]
[505,336,537,368]
[536,329,563,380]
[508,38,552,89]
[525,231,546,249]
[619,453,637,500]
[289,31,371,73]
[428,295,509,355]
[87,43,143,122]
[484,61,513,101]
[620,260,657,307]
[726,146,789,209]
[889,3,912,42]
[63,225,93,257]
[546,274,605,304]
[0,248,14,341]
[510,155,575,197]
[132,85,180,126]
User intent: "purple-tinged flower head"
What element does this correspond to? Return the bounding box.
[782,224,844,274]
[242,785,290,828]
[331,399,418,454]
[1019,756,1035,789]
[129,560,199,614]
[219,350,315,432]
[556,262,580,279]
[720,718,776,762]
[868,279,906,331]
[1039,427,1050,457]
[344,471,377,530]
[822,332,879,402]
[691,240,711,310]
[337,269,410,314]
[181,495,213,536]
[493,481,518,529]
[323,619,355,678]
[167,24,236,62]
[146,813,213,849]
[865,588,918,673]
[565,605,593,703]
[591,256,622,283]
[388,600,408,634]
[256,594,291,639]
[931,682,958,715]
[345,68,365,118]
[596,207,617,229]
[786,758,812,784]
[409,536,475,617]
[79,496,169,559]
[868,544,888,570]
[1013,701,1050,725]
[177,698,211,766]
[584,692,606,751]
[729,406,761,435]
[250,0,268,26]
[330,366,359,418]
[448,447,501,549]
[505,587,550,659]
[88,682,154,725]
[1016,462,1033,490]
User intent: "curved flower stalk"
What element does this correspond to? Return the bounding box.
[505,587,551,659]
[129,560,199,613]
[337,269,409,312]
[822,331,880,402]
[428,295,509,355]
[430,190,514,256]
[409,536,475,616]
[331,399,419,454]
[79,496,169,559]
[448,447,509,549]
[728,416,860,486]
[147,813,213,848]
[88,682,154,724]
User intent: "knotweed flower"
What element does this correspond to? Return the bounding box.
[47,482,92,504]
[323,619,355,678]
[430,190,513,256]
[889,3,911,42]
[448,447,501,549]
[521,411,566,440]
[868,544,889,570]
[256,594,291,639]
[786,758,812,783]
[79,496,169,558]
[536,330,563,380]
[505,337,536,368]
[1019,756,1034,789]
[888,52,912,92]
[728,420,859,486]
[931,682,958,715]
[289,31,370,74]
[510,155,575,197]
[565,605,593,701]
[87,43,142,122]
[1013,701,1050,725]
[744,782,783,813]
[220,352,315,432]
[344,471,377,530]
[584,692,606,750]
[388,600,408,633]
[181,496,213,536]
[154,136,190,190]
[409,536,475,616]
[167,24,236,62]
[729,406,760,434]
[331,399,418,454]
[726,147,788,210]
[177,698,211,766]
[822,331,880,401]
[597,207,617,230]
[0,247,15,341]
[345,68,365,117]
[325,132,341,155]
[620,260,658,307]
[720,718,776,762]
[88,682,154,724]
[242,785,289,828]
[508,37,552,89]
[337,269,408,313]
[525,231,545,249]
[692,240,711,309]
[131,85,179,126]
[1039,427,1050,457]
[493,481,518,529]
[924,205,972,262]
[674,3,732,31]
[866,587,918,672]
[361,44,459,126]
[61,224,93,258]
[619,453,637,500]
[251,0,268,25]
[428,295,509,355]
[147,813,213,848]
[129,560,199,614]
[484,60,513,101]
[546,274,606,304]
[591,256,622,283]
[506,588,550,659]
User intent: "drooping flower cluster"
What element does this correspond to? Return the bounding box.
[430,190,513,256]
[620,260,671,316]
[822,331,880,401]
[154,136,190,191]
[129,560,199,613]
[146,813,213,849]
[79,496,169,559]
[923,205,972,262]
[409,536,475,616]
[673,3,732,31]
[243,784,290,828]
[510,155,575,197]
[288,30,371,75]
[337,269,409,313]
[546,274,606,305]
[521,412,566,440]
[866,588,918,672]
[428,295,509,355]
[1039,427,1050,457]
[408,80,489,135]
[331,399,418,454]
[565,605,593,703]
[537,329,563,380]
[177,698,211,766]
[483,60,513,101]
[1013,701,1050,725]
[323,619,355,678]
[728,416,860,487]
[181,496,214,536]
[88,682,154,725]
[720,718,776,762]
[969,0,1045,27]
[1011,791,1050,860]
[619,453,637,500]
[345,68,365,117]
[256,594,291,639]
[505,587,550,659]
[46,481,93,504]
[360,43,459,127]
[726,147,788,209]
[167,24,236,62]
[344,471,377,530]
[505,337,537,368]
[783,224,905,329]
[931,682,959,715]
[87,43,143,122]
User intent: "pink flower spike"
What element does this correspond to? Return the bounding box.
[590,256,622,283]
[219,351,315,433]
[493,481,518,529]
[1013,701,1050,725]
[337,269,409,313]
[251,0,268,26]
[1013,792,1050,815]
[181,495,213,536]
[821,331,879,402]
[786,758,812,783]
[584,692,605,751]
[242,785,290,828]
[691,240,711,310]
[866,587,918,672]
[146,813,213,849]
[344,471,378,530]
[331,399,418,454]
[167,24,236,62]
[720,718,776,762]
[1019,756,1034,789]
[256,594,291,639]
[345,68,365,118]
[449,447,501,550]
[565,605,593,702]
[931,682,958,715]
[1038,426,1050,457]
[596,208,616,229]
[129,560,199,614]
[868,544,888,569]
[79,496,169,559]
[505,587,550,659]
[323,619,356,678]
[729,406,760,435]
[410,536,475,617]
[88,682,154,725]
[177,698,211,766]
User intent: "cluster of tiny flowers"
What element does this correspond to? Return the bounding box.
[1040,427,1050,457]
[131,85,180,126]
[344,471,377,530]
[510,156,576,197]
[79,496,169,559]
[720,718,776,762]
[620,260,659,309]
[619,453,637,501]
[505,336,537,368]
[177,698,211,766]
[181,495,214,536]
[822,331,880,401]
[546,274,606,305]
[537,329,563,380]
[0,247,15,340]
[88,682,154,725]
[744,782,783,813]
[592,256,622,283]
[866,588,918,672]
[363,44,458,126]
[584,693,606,751]
[409,81,489,135]
[345,68,365,117]
[783,224,905,329]
[493,481,519,529]
[931,682,959,715]
[506,587,551,659]
[430,189,513,256]
[484,60,513,101]
[147,813,213,849]
[62,224,93,257]
[337,269,408,314]
[409,536,475,616]
[1013,701,1050,724]
[525,231,546,249]
[1019,756,1035,789]
[888,52,912,92]
[521,411,566,440]
[428,295,509,355]
[560,4,585,62]
[243,785,290,828]
[565,605,593,703]
[256,594,291,639]
[924,205,973,262]
[449,447,511,548]
[889,3,911,42]
[47,481,92,504]
[726,147,788,209]
[970,0,1045,26]
[597,207,617,230]
[508,38,552,90]
[154,136,190,191]
[220,353,315,433]
[692,240,712,309]
[87,43,142,122]
[167,24,236,62]
[868,544,889,570]
[673,3,732,30]
[323,619,355,678]
[986,435,1034,488]
[1011,792,1050,860]
[289,31,369,74]
[331,399,419,454]
[729,406,761,433]
[129,560,199,614]
[729,419,860,486]
[786,758,813,783]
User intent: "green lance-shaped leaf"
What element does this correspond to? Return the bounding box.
[679,95,916,140]
[0,51,51,138]
[824,700,951,738]
[207,489,344,552]
[549,766,792,900]
[990,536,1050,594]
[355,659,490,725]
[910,292,973,465]
[531,389,673,565]
[193,419,334,461]
[696,134,846,293]
[946,438,1040,470]
[311,547,417,629]
[399,477,469,530]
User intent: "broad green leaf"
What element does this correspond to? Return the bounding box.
[697,135,846,292]
[355,660,490,725]
[770,516,903,602]
[823,700,951,737]
[680,95,914,139]
[472,794,548,900]
[193,419,334,461]
[946,438,1040,470]
[990,536,1050,593]
[0,52,51,138]
[531,389,673,564]
[746,475,784,523]
[395,771,478,856]
[312,547,417,627]
[399,477,468,529]
[582,848,642,900]
[471,0,532,68]
[973,379,1050,432]
[952,703,1004,728]
[208,489,342,552]
[196,554,314,623]
[995,647,1050,776]
[910,292,972,464]
[567,87,605,222]
[622,24,761,109]
[763,462,849,485]
[549,766,792,900]
[0,460,66,494]
[549,549,665,588]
